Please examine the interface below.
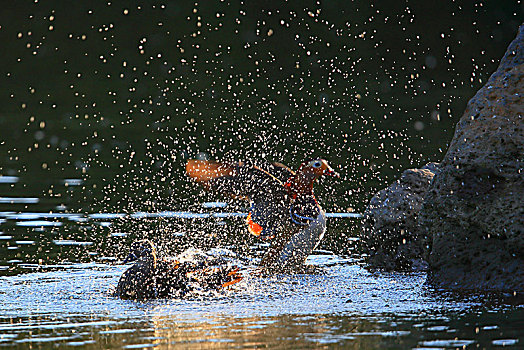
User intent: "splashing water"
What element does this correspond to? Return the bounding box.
[0,1,522,348]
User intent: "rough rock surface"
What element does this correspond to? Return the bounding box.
[418,25,524,291]
[361,163,439,271]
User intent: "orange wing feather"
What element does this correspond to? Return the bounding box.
[222,267,243,288]
[186,159,234,183]
[221,277,243,288]
[246,212,263,237]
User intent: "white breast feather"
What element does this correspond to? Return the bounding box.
[273,210,327,268]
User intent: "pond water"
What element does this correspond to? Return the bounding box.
[0,198,522,348]
[1,249,523,349]
[1,1,523,349]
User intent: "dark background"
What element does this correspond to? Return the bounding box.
[0,1,522,261]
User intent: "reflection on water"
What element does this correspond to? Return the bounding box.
[0,260,522,348]
[3,210,362,222]
[0,197,39,204]
[0,176,19,184]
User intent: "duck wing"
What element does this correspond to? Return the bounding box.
[187,265,243,289]
[186,159,288,200]
[265,162,295,184]
[186,159,293,240]
[154,259,192,297]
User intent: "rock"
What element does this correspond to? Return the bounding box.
[418,25,524,292]
[361,163,439,271]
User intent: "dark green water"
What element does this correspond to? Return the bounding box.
[0,1,523,348]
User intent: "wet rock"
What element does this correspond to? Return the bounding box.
[361,163,439,271]
[419,25,524,292]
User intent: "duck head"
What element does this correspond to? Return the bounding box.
[123,240,157,264]
[299,159,338,180]
[285,159,338,196]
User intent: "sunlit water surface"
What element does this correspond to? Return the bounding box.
[0,219,522,349]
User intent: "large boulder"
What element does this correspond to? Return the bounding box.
[419,25,524,291]
[361,163,439,271]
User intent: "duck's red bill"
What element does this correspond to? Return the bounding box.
[325,168,340,177]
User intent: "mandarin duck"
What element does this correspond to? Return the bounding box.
[113,240,242,300]
[186,158,338,269]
